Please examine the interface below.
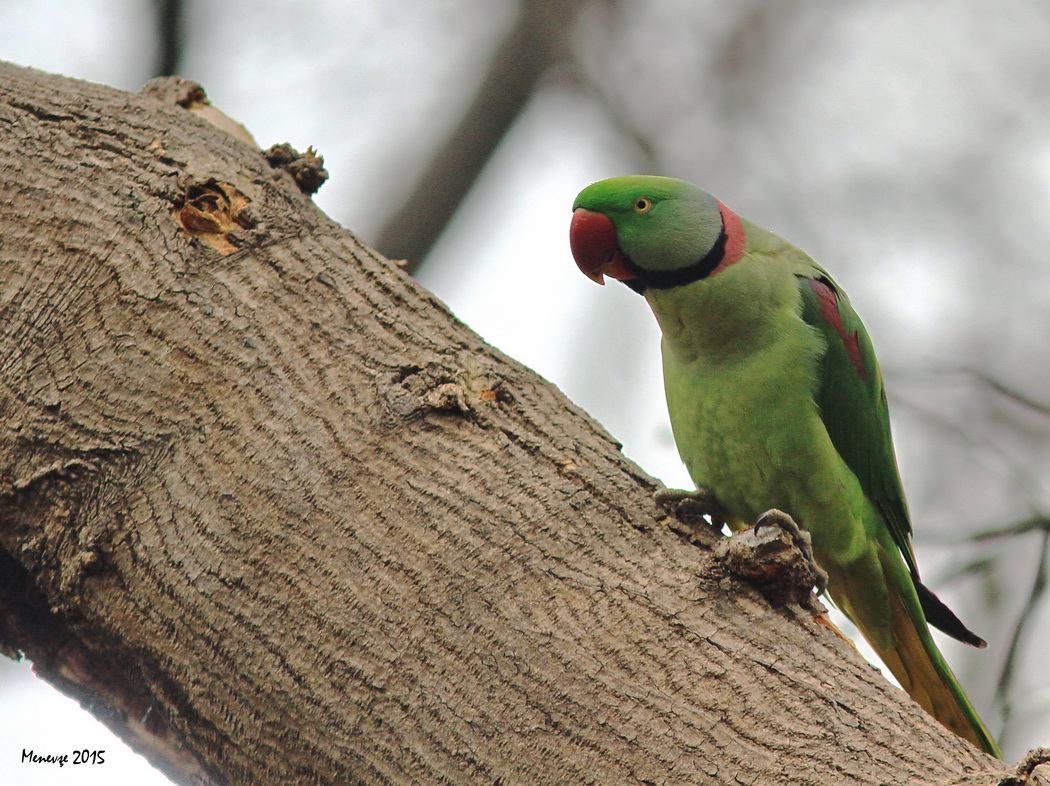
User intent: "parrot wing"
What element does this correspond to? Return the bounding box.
[796,272,984,648]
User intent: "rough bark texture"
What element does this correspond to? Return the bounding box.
[0,61,1012,785]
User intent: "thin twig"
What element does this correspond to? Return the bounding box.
[965,368,1050,417]
[971,516,1050,542]
[995,527,1050,750]
[895,365,1050,417]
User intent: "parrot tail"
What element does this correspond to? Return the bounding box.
[915,580,987,649]
[846,543,1004,758]
[873,586,1001,757]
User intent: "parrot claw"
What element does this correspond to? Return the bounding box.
[714,509,829,607]
[753,509,829,597]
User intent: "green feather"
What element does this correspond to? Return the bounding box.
[794,274,917,577]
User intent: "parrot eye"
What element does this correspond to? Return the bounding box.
[633,197,653,214]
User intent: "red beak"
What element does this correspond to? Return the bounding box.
[569,208,635,284]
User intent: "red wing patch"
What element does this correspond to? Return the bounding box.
[807,278,867,380]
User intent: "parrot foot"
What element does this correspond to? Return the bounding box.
[654,487,729,545]
[753,509,828,597]
[714,509,828,607]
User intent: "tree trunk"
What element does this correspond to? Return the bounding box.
[0,61,1010,785]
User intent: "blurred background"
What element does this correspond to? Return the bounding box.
[3,0,1049,781]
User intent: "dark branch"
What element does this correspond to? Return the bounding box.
[374,0,579,273]
[967,369,1050,417]
[153,0,186,78]
[995,528,1050,750]
[972,516,1050,542]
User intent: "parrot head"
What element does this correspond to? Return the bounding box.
[569,176,746,292]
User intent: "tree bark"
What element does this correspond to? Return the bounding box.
[0,61,1010,785]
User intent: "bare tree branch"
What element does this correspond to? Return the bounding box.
[564,61,660,174]
[152,0,186,78]
[972,517,1050,542]
[995,528,1050,751]
[967,369,1050,418]
[374,0,579,273]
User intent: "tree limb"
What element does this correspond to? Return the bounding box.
[373,0,579,272]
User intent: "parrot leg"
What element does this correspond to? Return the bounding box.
[753,509,829,597]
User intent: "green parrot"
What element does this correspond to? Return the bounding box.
[569,175,1000,757]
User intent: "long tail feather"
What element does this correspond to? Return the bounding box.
[875,587,1000,756]
[829,542,1001,757]
[915,580,987,648]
